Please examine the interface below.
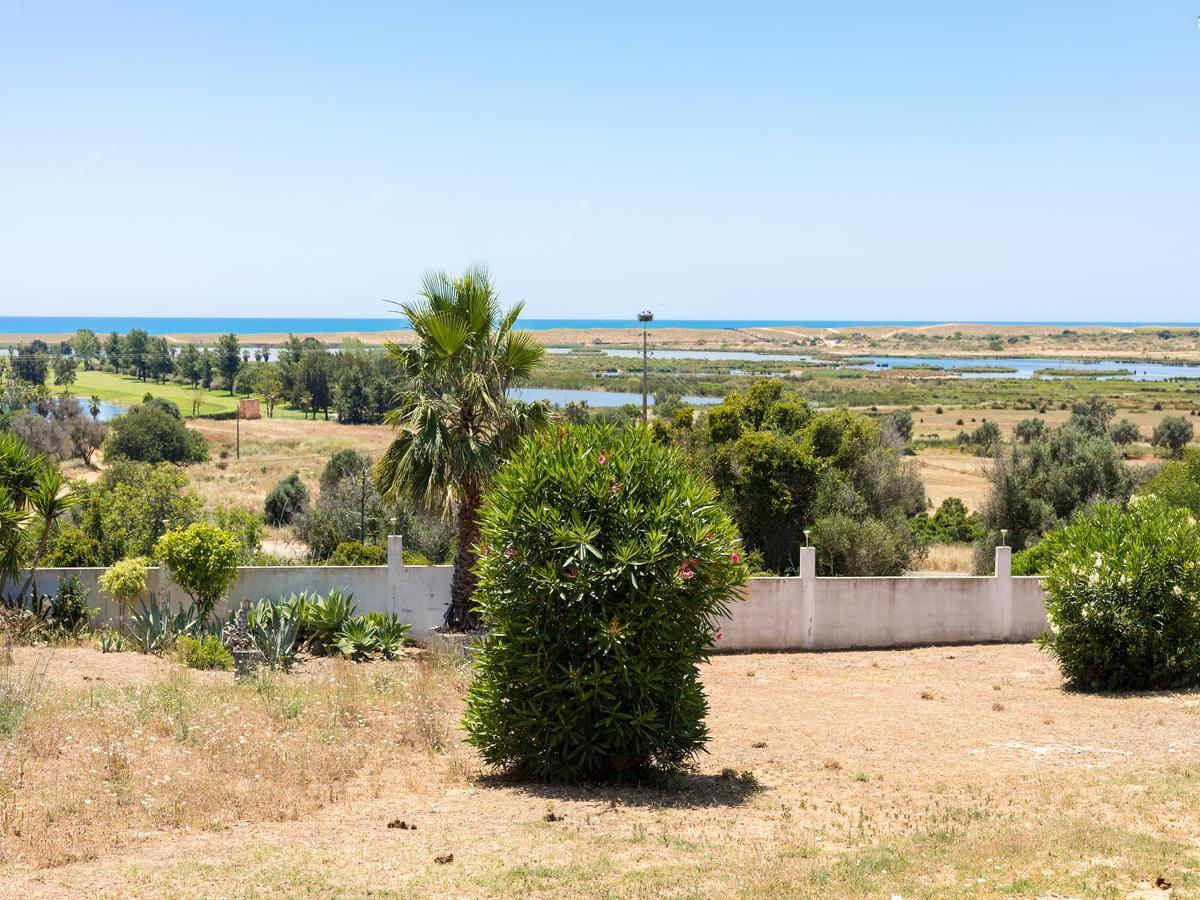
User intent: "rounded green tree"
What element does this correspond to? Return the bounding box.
[1041,496,1200,690]
[463,424,747,782]
[154,522,241,624]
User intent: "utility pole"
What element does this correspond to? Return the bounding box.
[360,468,367,543]
[235,404,240,459]
[638,310,654,421]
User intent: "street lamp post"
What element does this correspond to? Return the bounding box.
[638,310,654,421]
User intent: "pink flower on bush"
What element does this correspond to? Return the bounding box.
[679,565,695,581]
[715,629,724,642]
[704,532,714,541]
[597,453,607,465]
[610,480,622,495]
[504,547,517,558]
[730,552,741,564]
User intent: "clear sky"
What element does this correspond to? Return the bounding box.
[1,2,1197,321]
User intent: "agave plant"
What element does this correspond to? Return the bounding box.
[248,596,303,670]
[123,593,198,656]
[333,616,379,661]
[302,590,357,651]
[367,612,411,661]
[98,629,126,653]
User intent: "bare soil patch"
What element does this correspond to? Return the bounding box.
[2,643,1198,897]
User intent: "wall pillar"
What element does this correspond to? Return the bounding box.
[148,566,171,611]
[387,534,404,617]
[799,546,816,649]
[994,545,1013,640]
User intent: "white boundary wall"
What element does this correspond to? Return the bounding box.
[715,547,1047,650]
[8,542,1046,650]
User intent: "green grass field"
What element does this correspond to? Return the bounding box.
[71,370,308,419]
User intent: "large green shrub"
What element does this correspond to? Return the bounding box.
[1152,415,1194,458]
[1138,447,1200,516]
[154,523,241,624]
[699,383,924,574]
[974,422,1132,573]
[264,472,309,526]
[71,461,203,564]
[464,424,747,782]
[103,397,207,464]
[1041,496,1200,691]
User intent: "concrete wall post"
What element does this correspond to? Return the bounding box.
[387,534,404,617]
[994,545,1013,639]
[799,546,817,649]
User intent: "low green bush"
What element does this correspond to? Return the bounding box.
[98,556,149,615]
[327,541,387,566]
[1041,496,1200,690]
[175,634,233,670]
[811,511,924,575]
[910,497,984,545]
[50,575,94,636]
[464,424,747,782]
[1011,528,1067,576]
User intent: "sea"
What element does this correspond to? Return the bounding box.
[0,317,1197,335]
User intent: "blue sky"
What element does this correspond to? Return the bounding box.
[1,2,1197,321]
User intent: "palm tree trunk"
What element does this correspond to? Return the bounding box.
[447,488,482,631]
[16,523,52,604]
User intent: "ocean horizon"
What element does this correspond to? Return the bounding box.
[1,316,1198,336]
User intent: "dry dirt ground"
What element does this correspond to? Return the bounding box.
[3,643,1198,898]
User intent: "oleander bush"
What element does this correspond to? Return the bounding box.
[1041,496,1200,691]
[464,424,747,782]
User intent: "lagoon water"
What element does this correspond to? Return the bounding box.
[550,348,1200,381]
[511,387,719,407]
[96,389,715,418]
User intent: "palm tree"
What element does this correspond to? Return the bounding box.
[0,433,79,601]
[88,394,102,421]
[375,267,547,630]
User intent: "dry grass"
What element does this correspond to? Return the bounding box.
[182,417,393,513]
[2,643,1199,897]
[0,647,468,871]
[911,542,975,574]
[915,450,993,512]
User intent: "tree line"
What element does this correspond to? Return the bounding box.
[7,328,403,424]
